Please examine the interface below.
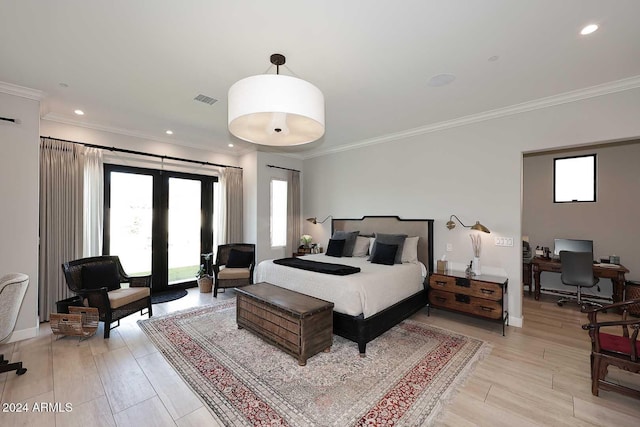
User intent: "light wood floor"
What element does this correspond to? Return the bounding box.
[2,289,639,427]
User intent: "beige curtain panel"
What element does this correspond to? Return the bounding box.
[38,137,85,321]
[224,168,243,243]
[287,170,301,256]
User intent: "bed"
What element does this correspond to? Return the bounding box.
[255,215,434,355]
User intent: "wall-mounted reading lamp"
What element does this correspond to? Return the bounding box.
[306,215,332,224]
[446,215,491,233]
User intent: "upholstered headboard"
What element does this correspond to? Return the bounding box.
[331,216,434,273]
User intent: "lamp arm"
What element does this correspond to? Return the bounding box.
[317,215,333,224]
[449,214,470,228]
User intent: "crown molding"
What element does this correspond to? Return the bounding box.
[0,81,45,101]
[301,75,640,160]
[41,113,254,157]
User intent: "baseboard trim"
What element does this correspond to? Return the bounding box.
[508,315,523,328]
[7,325,39,343]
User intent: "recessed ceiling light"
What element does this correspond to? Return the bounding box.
[59,83,69,88]
[580,24,598,35]
[228,143,234,148]
[488,55,499,62]
[165,130,173,135]
[74,109,84,116]
[428,74,456,87]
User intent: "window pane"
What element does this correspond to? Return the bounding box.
[270,179,288,247]
[554,155,595,202]
[109,172,153,275]
[168,178,201,284]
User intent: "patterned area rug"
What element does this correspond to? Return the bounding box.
[138,300,490,426]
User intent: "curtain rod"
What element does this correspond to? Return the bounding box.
[41,136,242,170]
[267,164,301,173]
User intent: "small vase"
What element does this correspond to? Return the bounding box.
[472,256,481,276]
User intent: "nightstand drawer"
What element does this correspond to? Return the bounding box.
[430,275,502,301]
[429,289,502,320]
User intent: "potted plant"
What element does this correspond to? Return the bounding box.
[196,253,213,293]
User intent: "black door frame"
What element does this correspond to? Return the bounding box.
[103,164,217,293]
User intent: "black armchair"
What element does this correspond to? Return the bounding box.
[61,256,152,338]
[213,244,255,297]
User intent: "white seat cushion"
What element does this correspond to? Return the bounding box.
[108,287,150,309]
[218,268,250,280]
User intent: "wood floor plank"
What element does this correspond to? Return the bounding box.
[0,390,57,427]
[55,396,117,427]
[175,406,225,427]
[94,346,157,413]
[137,351,203,420]
[112,396,176,427]
[1,332,53,403]
[52,338,105,406]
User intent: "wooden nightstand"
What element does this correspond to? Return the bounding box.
[429,270,508,335]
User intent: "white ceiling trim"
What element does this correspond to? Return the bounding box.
[0,81,45,101]
[302,75,640,160]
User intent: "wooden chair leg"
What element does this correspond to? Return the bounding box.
[591,354,599,396]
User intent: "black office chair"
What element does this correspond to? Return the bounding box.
[557,251,602,308]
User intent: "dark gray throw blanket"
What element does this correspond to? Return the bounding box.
[273,257,361,276]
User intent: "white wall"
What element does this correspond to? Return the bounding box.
[303,87,640,327]
[0,92,40,340]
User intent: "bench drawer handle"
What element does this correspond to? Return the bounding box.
[434,280,448,286]
[481,288,495,295]
[434,296,447,303]
[480,306,495,312]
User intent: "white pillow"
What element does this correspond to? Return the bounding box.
[369,237,376,256]
[352,236,370,257]
[401,236,419,263]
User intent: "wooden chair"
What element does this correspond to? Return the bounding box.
[213,244,255,297]
[582,299,640,399]
[61,256,152,338]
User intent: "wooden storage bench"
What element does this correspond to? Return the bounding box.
[235,282,334,366]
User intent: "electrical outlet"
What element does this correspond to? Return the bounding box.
[446,244,452,252]
[505,237,514,247]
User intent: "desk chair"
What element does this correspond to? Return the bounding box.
[0,273,29,376]
[557,251,602,308]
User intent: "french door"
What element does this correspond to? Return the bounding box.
[103,164,216,292]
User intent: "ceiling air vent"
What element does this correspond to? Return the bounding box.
[194,94,218,105]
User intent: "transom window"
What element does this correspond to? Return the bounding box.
[554,154,596,203]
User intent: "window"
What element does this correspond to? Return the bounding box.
[270,179,288,247]
[554,154,596,203]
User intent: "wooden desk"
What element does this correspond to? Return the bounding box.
[531,257,629,303]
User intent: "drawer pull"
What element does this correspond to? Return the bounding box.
[434,280,448,287]
[480,288,495,295]
[455,278,471,288]
[480,306,495,312]
[434,296,447,303]
[455,294,471,304]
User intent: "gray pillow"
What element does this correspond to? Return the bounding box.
[369,233,407,264]
[331,230,360,257]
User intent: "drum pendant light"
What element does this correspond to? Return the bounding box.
[228,54,325,146]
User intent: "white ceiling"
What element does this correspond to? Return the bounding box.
[2,1,640,158]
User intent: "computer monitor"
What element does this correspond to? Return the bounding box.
[553,238,593,256]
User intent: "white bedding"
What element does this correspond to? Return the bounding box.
[254,253,426,318]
